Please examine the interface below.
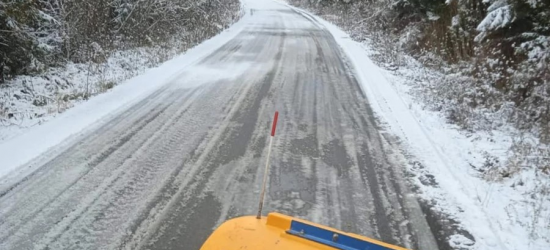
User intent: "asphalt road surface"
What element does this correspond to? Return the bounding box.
[0,1,440,250]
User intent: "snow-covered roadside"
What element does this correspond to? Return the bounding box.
[278,1,550,250]
[0,49,162,141]
[0,3,242,144]
[0,6,251,181]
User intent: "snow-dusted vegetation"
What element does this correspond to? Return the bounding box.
[0,0,241,139]
[286,0,549,247]
[286,0,549,142]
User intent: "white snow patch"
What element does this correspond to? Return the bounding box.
[475,2,514,41]
[427,11,440,21]
[477,4,513,32]
[452,15,460,27]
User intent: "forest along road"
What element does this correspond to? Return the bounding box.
[0,1,440,250]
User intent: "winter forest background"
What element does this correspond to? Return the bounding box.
[0,0,240,79]
[0,0,240,132]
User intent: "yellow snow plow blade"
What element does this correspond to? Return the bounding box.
[200,212,410,250]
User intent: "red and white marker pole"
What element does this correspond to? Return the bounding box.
[256,111,279,219]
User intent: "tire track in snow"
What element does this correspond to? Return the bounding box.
[40,88,207,249]
[0,90,178,247]
[139,22,286,250]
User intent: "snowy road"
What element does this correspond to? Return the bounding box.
[0,1,440,250]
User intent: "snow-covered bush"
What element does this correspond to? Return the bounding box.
[0,0,49,79]
[1,0,241,81]
[0,0,241,131]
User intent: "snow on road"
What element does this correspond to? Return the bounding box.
[277,2,550,250]
[0,1,437,249]
[1,0,547,250]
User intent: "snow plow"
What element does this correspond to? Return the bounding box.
[200,212,409,250]
[200,112,409,250]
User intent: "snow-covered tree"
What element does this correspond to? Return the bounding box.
[0,0,45,82]
[0,0,240,83]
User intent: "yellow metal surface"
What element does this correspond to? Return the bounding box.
[200,213,410,250]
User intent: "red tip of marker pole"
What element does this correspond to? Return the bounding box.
[271,111,279,137]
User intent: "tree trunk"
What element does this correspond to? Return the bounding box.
[0,58,4,84]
